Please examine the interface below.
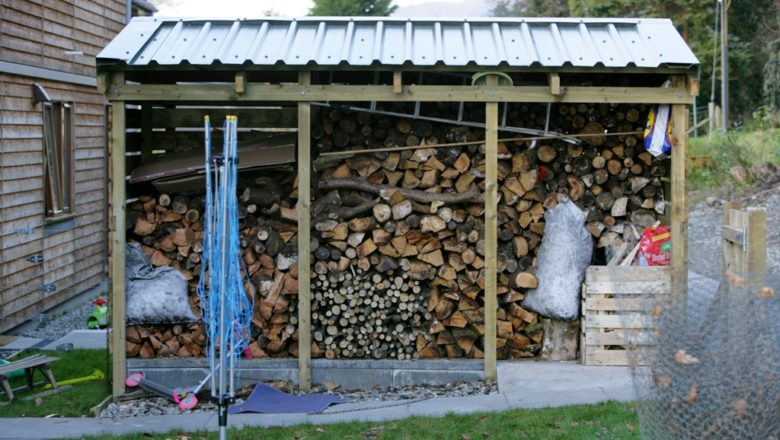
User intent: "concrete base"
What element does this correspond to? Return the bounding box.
[41,329,108,350]
[128,358,484,390]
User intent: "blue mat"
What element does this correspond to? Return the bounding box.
[229,384,346,414]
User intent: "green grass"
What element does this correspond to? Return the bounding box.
[0,349,110,417]
[81,400,639,440]
[688,127,780,193]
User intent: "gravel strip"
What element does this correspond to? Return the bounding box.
[689,176,780,288]
[99,380,497,418]
[18,300,97,341]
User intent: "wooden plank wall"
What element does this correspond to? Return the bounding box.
[0,0,126,77]
[0,74,108,332]
[0,0,125,331]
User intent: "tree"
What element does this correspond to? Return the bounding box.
[309,0,398,16]
[763,39,780,116]
[492,0,569,17]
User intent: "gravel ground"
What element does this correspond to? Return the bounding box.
[18,300,97,340]
[688,173,780,288]
[99,380,497,418]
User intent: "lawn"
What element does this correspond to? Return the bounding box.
[0,349,110,417]
[81,400,639,440]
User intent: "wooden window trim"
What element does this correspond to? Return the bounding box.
[43,102,75,219]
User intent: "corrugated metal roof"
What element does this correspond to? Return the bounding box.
[97,17,699,70]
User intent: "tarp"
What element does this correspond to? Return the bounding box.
[228,384,346,414]
[129,133,296,184]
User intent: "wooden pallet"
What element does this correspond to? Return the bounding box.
[581,266,670,366]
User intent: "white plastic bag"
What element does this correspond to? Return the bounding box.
[126,243,197,324]
[522,198,592,320]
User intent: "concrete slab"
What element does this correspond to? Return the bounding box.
[40,329,108,350]
[0,336,46,351]
[497,360,632,395]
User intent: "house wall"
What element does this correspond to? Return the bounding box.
[0,0,127,332]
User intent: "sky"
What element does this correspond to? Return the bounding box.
[152,0,452,18]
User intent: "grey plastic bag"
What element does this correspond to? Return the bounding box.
[125,243,197,324]
[522,198,592,320]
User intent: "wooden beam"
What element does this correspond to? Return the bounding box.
[297,71,312,392]
[548,73,561,96]
[235,71,246,95]
[393,71,402,94]
[96,73,109,95]
[745,208,767,286]
[125,107,297,129]
[722,204,767,286]
[110,73,127,399]
[687,74,700,97]
[670,93,688,310]
[140,104,153,162]
[106,83,693,104]
[483,74,498,383]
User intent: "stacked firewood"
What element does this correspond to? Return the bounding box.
[126,323,206,359]
[311,269,426,360]
[126,171,303,358]
[125,102,664,360]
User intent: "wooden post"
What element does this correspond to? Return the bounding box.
[393,71,402,94]
[670,94,688,307]
[483,74,498,382]
[722,202,767,286]
[297,71,312,392]
[109,73,127,399]
[140,104,153,163]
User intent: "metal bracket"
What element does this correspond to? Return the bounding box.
[27,255,44,264]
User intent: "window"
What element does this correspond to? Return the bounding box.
[43,102,74,218]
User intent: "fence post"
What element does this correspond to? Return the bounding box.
[722,202,767,286]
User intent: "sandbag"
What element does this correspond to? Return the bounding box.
[125,243,197,324]
[522,198,592,321]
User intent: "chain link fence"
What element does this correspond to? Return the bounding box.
[620,270,779,439]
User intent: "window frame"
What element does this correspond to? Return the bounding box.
[43,101,75,219]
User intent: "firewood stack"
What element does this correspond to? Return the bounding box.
[311,269,426,360]
[125,102,665,360]
[126,171,303,359]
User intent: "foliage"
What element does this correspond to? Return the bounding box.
[492,0,569,17]
[309,0,397,16]
[489,0,780,123]
[764,38,780,114]
[83,401,640,440]
[0,349,110,417]
[688,127,780,192]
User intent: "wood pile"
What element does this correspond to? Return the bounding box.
[312,269,426,359]
[126,323,207,359]
[125,102,666,360]
[126,171,303,359]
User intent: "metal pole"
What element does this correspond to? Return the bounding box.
[710,0,720,137]
[217,119,231,440]
[693,97,698,137]
[720,0,729,131]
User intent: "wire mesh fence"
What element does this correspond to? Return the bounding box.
[616,268,780,439]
